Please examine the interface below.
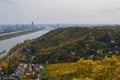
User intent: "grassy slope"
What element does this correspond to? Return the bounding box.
[47,63,75,78]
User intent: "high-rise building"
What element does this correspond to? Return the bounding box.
[32,21,34,27]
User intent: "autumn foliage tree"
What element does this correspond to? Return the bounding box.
[1,62,8,74]
[55,56,120,80]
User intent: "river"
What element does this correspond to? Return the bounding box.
[0,26,54,57]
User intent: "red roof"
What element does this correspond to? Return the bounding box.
[18,65,22,68]
[26,70,33,73]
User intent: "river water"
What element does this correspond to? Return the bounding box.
[0,26,54,57]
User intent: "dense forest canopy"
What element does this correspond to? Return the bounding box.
[24,26,120,63]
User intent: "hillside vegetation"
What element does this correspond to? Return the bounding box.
[25,26,120,63]
[47,56,120,80]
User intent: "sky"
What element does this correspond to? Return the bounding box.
[0,0,120,24]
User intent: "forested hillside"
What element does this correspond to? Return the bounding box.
[25,27,120,63]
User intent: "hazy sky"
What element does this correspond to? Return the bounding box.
[0,0,120,24]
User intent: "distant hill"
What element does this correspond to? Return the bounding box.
[24,26,120,63]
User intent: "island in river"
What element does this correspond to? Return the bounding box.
[0,27,45,41]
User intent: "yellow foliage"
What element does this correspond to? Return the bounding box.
[47,55,120,80]
[47,63,75,78]
[72,78,93,80]
[75,59,100,78]
[1,62,8,71]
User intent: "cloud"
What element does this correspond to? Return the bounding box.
[101,7,120,13]
[0,0,23,10]
[114,7,120,10]
[0,0,120,24]
[0,0,19,5]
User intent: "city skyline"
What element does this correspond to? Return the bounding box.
[0,0,120,24]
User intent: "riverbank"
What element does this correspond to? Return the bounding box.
[0,27,45,41]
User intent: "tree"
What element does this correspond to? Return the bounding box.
[1,62,8,74]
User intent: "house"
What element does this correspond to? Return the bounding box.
[96,49,103,54]
[108,51,113,54]
[12,71,20,76]
[23,64,27,69]
[96,50,100,53]
[110,40,115,43]
[26,71,34,75]
[71,51,75,56]
[31,56,35,60]
[37,74,41,79]
[114,50,119,54]
[34,64,44,71]
[17,63,27,75]
[88,55,95,60]
[17,63,23,70]
[11,73,16,76]
[20,57,26,62]
[9,76,16,80]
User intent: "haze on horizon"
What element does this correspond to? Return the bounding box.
[0,0,120,24]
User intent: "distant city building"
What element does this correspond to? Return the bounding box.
[32,21,34,27]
